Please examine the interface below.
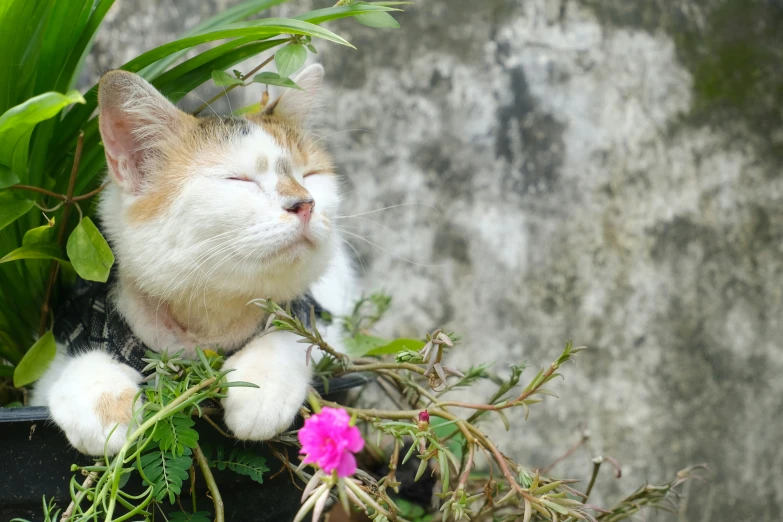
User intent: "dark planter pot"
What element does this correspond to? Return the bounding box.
[0,374,368,522]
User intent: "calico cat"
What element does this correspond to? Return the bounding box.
[30,64,357,456]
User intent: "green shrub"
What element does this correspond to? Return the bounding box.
[0,0,402,390]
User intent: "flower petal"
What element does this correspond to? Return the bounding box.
[336,451,357,478]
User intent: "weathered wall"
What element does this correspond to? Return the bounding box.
[84,1,783,520]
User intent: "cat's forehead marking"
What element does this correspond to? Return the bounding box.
[256,156,269,173]
[276,157,293,177]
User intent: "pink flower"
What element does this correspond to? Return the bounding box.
[298,407,365,477]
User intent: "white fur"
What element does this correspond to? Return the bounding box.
[31,349,141,455]
[221,331,311,439]
[32,65,358,451]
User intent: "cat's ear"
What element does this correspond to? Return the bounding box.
[98,70,192,193]
[264,64,324,123]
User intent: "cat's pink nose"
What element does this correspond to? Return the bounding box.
[285,199,314,224]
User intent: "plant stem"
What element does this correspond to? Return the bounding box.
[102,377,217,522]
[60,466,99,521]
[193,53,279,115]
[542,430,589,475]
[7,184,66,200]
[195,444,224,522]
[71,181,110,202]
[436,360,559,412]
[342,362,426,375]
[454,442,475,498]
[584,459,602,502]
[39,131,84,336]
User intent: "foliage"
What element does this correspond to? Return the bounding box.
[13,295,707,522]
[202,444,270,484]
[248,297,708,522]
[0,0,403,394]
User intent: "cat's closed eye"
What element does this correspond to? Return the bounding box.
[228,176,254,182]
[303,171,323,177]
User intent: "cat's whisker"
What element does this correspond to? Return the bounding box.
[337,228,447,268]
[334,202,442,220]
[153,234,241,301]
[181,91,220,116]
[222,85,233,115]
[337,234,368,279]
[310,128,374,147]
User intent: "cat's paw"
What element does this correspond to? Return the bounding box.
[221,332,310,440]
[46,352,141,455]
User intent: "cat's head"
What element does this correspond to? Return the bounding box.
[97,65,339,303]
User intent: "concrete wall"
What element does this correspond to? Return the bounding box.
[84,1,783,520]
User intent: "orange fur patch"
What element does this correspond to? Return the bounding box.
[95,388,136,426]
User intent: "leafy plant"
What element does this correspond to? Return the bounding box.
[0,0,404,397]
[13,295,706,522]
[201,444,270,484]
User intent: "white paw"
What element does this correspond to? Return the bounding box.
[222,332,311,440]
[45,352,141,456]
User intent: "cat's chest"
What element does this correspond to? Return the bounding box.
[54,278,323,375]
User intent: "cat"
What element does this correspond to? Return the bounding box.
[30,64,357,456]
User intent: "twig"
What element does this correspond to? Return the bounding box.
[194,444,224,522]
[203,414,234,439]
[541,429,589,475]
[379,438,400,494]
[190,465,198,513]
[39,131,84,336]
[193,53,280,115]
[7,185,66,201]
[454,441,476,497]
[60,464,99,521]
[584,458,603,501]
[72,181,110,202]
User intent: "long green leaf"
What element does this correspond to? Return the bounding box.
[0,192,34,232]
[295,4,402,25]
[0,165,19,189]
[0,242,64,264]
[0,0,54,114]
[0,90,85,168]
[141,0,288,78]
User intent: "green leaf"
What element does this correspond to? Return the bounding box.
[204,445,269,485]
[141,0,288,78]
[344,333,390,356]
[295,4,402,25]
[365,338,426,356]
[251,72,302,90]
[306,44,317,54]
[126,18,351,74]
[233,102,261,116]
[211,70,244,87]
[0,191,34,232]
[140,449,193,504]
[13,331,56,387]
[152,412,199,456]
[66,217,114,282]
[0,90,85,167]
[355,11,400,28]
[274,43,307,78]
[0,164,19,188]
[0,242,64,264]
[23,219,55,246]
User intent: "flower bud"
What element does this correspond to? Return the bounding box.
[417,410,430,430]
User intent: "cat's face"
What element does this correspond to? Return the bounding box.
[97,66,340,302]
